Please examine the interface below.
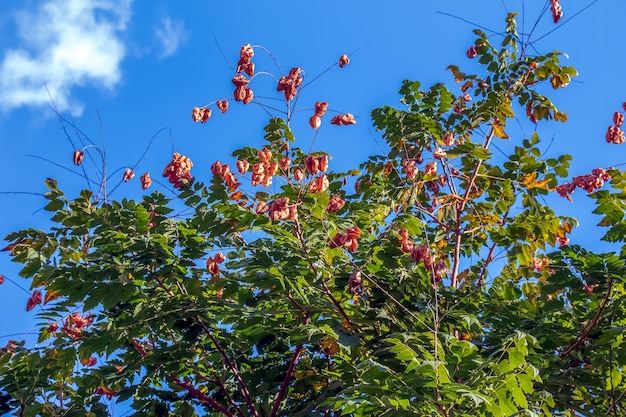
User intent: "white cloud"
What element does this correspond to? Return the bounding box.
[0,0,132,115]
[154,17,187,59]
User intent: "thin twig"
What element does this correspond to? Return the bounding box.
[477,209,510,289]
[293,217,355,327]
[195,318,260,417]
[301,48,359,90]
[559,280,613,358]
[532,0,600,44]
[26,155,100,187]
[154,275,259,417]
[270,345,303,417]
[214,34,235,73]
[171,375,235,417]
[211,373,247,417]
[451,127,495,287]
[435,11,502,35]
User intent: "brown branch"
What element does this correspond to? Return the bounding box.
[608,330,618,417]
[211,373,247,417]
[293,217,354,327]
[559,280,613,358]
[320,279,354,327]
[451,127,495,288]
[155,274,259,417]
[195,317,260,417]
[287,293,311,324]
[171,375,235,417]
[606,387,626,416]
[477,210,510,289]
[270,344,303,417]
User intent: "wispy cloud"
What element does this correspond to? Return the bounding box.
[154,17,187,59]
[0,0,132,115]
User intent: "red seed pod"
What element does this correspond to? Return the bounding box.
[309,115,321,129]
[200,108,212,123]
[257,148,272,163]
[213,251,226,264]
[242,88,254,104]
[216,100,229,113]
[466,45,479,59]
[123,168,135,182]
[442,132,455,146]
[339,54,350,68]
[140,173,152,190]
[192,106,202,122]
[73,150,84,166]
[305,155,320,175]
[613,111,624,128]
[293,167,304,182]
[279,157,291,171]
[314,101,328,117]
[327,194,345,213]
[330,113,356,126]
[236,159,250,174]
[231,74,250,88]
[256,201,270,214]
[234,86,246,102]
[239,44,254,61]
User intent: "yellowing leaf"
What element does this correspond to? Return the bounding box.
[492,120,509,139]
[562,221,573,234]
[521,172,553,190]
[554,111,568,122]
[383,161,394,177]
[319,336,340,356]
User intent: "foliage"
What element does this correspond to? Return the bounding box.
[2,7,626,417]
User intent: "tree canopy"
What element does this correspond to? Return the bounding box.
[2,5,626,417]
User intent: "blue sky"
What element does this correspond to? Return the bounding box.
[0,0,625,408]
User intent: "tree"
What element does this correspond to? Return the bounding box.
[2,5,626,416]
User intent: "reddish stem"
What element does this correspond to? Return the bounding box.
[293,218,354,327]
[559,280,613,358]
[270,344,303,417]
[155,274,258,417]
[195,318,260,417]
[451,128,495,288]
[171,375,235,417]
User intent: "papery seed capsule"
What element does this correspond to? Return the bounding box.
[140,172,152,190]
[339,54,350,68]
[243,88,254,105]
[309,116,321,129]
[314,101,328,117]
[123,168,135,182]
[613,111,624,128]
[73,150,84,166]
[466,45,478,59]
[216,100,229,113]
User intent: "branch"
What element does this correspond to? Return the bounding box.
[195,318,260,417]
[170,375,235,417]
[606,387,626,416]
[270,344,303,417]
[293,217,355,327]
[559,280,613,358]
[477,210,510,289]
[320,279,354,327]
[154,275,259,417]
[451,127,495,288]
[211,373,247,417]
[287,293,311,324]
